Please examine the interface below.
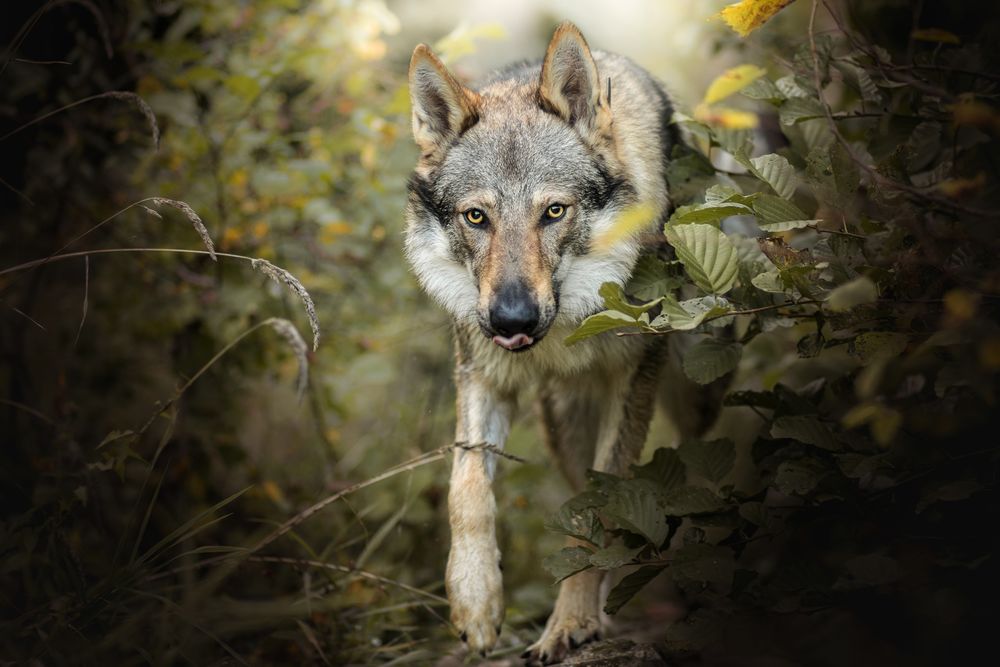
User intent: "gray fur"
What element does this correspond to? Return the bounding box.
[403,23,715,663]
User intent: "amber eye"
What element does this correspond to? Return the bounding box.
[463,208,486,225]
[544,204,567,221]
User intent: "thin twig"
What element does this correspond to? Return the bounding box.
[812,0,999,220]
[0,398,54,424]
[152,441,521,582]
[454,441,527,463]
[0,91,156,144]
[0,174,34,205]
[73,255,89,346]
[246,555,448,604]
[616,300,825,337]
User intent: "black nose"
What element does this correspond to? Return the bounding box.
[489,281,540,336]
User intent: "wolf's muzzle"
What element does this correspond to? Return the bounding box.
[488,281,540,351]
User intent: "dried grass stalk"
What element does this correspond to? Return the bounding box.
[252,258,320,351]
[151,198,216,260]
[105,91,160,149]
[264,317,309,399]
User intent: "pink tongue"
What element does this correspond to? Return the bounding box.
[492,333,534,350]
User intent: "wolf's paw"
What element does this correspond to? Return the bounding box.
[521,614,601,665]
[447,546,504,656]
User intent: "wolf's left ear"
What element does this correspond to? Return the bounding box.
[409,45,480,156]
[539,22,604,129]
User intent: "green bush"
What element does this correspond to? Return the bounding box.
[549,1,1000,663]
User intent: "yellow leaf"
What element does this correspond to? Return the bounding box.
[719,0,797,38]
[228,168,248,190]
[221,227,242,249]
[911,28,960,44]
[703,64,768,105]
[937,172,986,198]
[434,22,507,64]
[951,98,1000,131]
[590,202,656,252]
[261,480,286,505]
[979,337,1000,370]
[694,104,759,129]
[319,222,352,245]
[943,289,978,323]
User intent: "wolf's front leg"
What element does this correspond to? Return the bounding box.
[447,369,513,655]
[527,342,668,665]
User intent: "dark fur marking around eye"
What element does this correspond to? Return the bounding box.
[408,173,451,226]
[582,160,630,211]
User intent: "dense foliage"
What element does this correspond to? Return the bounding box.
[1,0,998,665]
[548,1,1000,663]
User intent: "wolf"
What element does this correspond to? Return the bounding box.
[404,22,716,664]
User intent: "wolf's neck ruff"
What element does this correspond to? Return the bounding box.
[403,21,685,663]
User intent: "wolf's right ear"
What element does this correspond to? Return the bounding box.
[539,22,603,129]
[409,45,479,157]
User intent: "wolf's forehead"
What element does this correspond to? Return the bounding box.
[439,116,596,197]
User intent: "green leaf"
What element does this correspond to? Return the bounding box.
[671,543,736,588]
[224,74,262,101]
[670,203,753,225]
[603,565,666,615]
[850,332,908,365]
[752,194,819,231]
[589,543,644,569]
[652,295,733,331]
[738,501,767,526]
[632,447,686,492]
[713,127,754,155]
[916,480,982,513]
[545,504,604,545]
[741,77,784,103]
[95,430,142,480]
[665,224,739,295]
[771,415,841,451]
[750,270,786,293]
[826,275,878,311]
[775,75,810,99]
[627,255,684,301]
[835,61,881,104]
[748,153,797,199]
[678,439,736,485]
[564,310,638,346]
[599,282,662,318]
[839,554,901,588]
[774,459,826,495]
[604,481,669,546]
[779,97,825,125]
[661,486,728,516]
[682,339,742,384]
[543,546,595,583]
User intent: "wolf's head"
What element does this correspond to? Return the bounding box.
[404,23,643,352]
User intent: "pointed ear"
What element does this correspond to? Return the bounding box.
[539,22,603,127]
[408,44,479,156]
